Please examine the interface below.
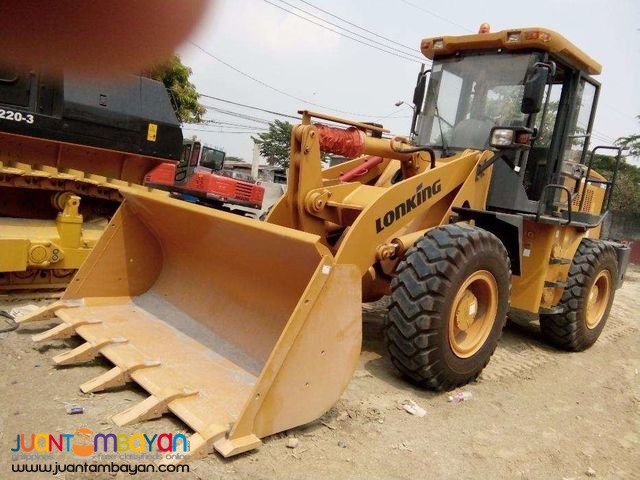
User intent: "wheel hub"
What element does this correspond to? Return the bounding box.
[448,270,498,358]
[588,285,599,304]
[455,291,478,331]
[586,270,612,329]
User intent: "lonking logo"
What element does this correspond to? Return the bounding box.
[375,179,442,233]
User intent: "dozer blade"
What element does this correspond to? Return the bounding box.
[21,191,362,460]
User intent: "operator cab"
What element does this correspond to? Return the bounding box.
[412,26,622,225]
[175,139,226,183]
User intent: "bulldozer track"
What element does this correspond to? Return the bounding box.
[0,159,168,201]
[0,160,169,292]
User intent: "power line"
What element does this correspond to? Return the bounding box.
[190,42,391,117]
[199,94,301,120]
[590,132,616,144]
[199,118,269,129]
[396,0,473,33]
[183,126,267,134]
[372,106,407,121]
[297,0,419,54]
[601,103,638,122]
[202,96,403,131]
[190,124,267,131]
[261,0,424,64]
[201,104,274,124]
[396,0,636,131]
[267,0,424,61]
[202,96,400,127]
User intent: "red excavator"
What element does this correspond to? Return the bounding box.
[145,139,265,210]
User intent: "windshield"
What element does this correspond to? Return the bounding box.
[416,53,539,151]
[200,147,226,171]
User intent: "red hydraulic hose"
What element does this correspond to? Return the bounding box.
[339,156,384,182]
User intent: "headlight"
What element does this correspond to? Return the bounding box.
[490,129,515,147]
[489,126,535,150]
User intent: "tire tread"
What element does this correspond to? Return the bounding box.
[385,224,510,391]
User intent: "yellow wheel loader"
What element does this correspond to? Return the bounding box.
[17,26,629,460]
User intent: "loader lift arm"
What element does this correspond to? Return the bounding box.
[268,110,496,297]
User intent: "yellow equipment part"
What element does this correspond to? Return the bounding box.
[18,189,362,459]
[0,157,173,290]
[12,27,623,462]
[18,112,493,460]
[0,194,104,289]
[0,133,171,291]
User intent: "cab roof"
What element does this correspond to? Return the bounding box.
[420,27,601,75]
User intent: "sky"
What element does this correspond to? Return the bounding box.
[176,0,640,164]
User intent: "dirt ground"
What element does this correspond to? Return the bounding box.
[1,269,638,480]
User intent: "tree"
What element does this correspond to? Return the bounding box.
[252,120,293,168]
[590,153,640,217]
[608,171,640,214]
[143,55,205,123]
[616,115,640,159]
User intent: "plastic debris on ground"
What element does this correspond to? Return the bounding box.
[8,304,40,319]
[448,391,473,403]
[401,399,426,417]
[65,404,85,415]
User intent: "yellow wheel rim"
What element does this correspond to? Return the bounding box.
[448,270,498,358]
[586,269,612,329]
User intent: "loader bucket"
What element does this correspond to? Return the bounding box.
[19,190,362,459]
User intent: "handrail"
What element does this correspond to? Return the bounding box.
[580,145,623,212]
[536,184,573,225]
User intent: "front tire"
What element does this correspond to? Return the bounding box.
[540,238,618,351]
[385,224,511,391]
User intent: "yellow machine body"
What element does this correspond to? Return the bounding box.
[18,109,608,458]
[0,131,171,290]
[17,27,615,461]
[420,26,601,75]
[17,113,502,458]
[0,193,103,289]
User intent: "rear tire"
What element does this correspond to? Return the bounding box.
[540,238,618,351]
[385,224,511,391]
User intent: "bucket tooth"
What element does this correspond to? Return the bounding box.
[112,389,199,426]
[53,337,128,366]
[15,300,81,324]
[32,318,101,343]
[161,424,228,465]
[32,323,76,343]
[214,434,262,458]
[16,297,127,325]
[80,360,161,393]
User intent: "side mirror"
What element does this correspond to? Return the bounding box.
[410,68,429,135]
[521,63,552,114]
[412,72,427,112]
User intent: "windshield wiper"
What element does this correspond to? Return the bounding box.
[434,103,451,157]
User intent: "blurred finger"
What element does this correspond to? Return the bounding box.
[0,0,212,73]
